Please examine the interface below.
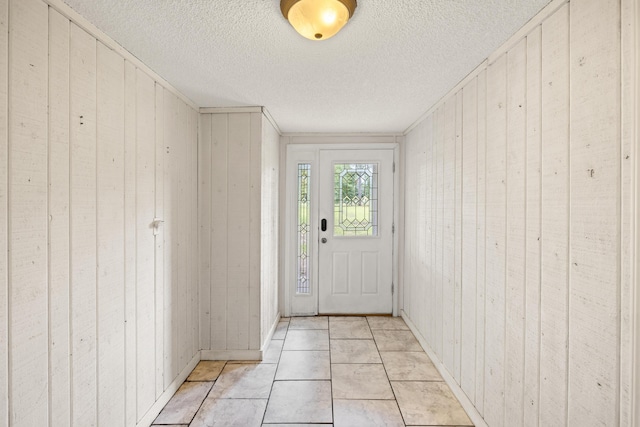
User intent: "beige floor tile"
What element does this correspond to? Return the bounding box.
[272,321,289,340]
[329,319,373,339]
[332,364,394,400]
[372,329,422,351]
[187,361,226,382]
[367,316,409,330]
[381,351,442,381]
[263,425,333,426]
[392,381,473,426]
[289,316,329,330]
[263,381,333,424]
[262,339,284,364]
[209,363,276,399]
[283,329,330,350]
[276,350,330,380]
[333,399,404,427]
[153,381,213,424]
[191,398,267,427]
[330,339,381,364]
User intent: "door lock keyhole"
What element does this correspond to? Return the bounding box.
[321,238,327,243]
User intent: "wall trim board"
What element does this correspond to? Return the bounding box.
[621,0,639,424]
[401,311,489,427]
[633,0,640,424]
[261,313,281,352]
[403,0,569,136]
[201,350,263,361]
[403,60,487,136]
[199,106,262,114]
[200,106,284,134]
[41,0,198,110]
[282,133,402,141]
[136,352,200,427]
[262,107,282,136]
[487,0,569,65]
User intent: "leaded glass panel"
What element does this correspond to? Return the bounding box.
[334,163,378,236]
[297,163,311,294]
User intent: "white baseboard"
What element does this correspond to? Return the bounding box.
[401,310,488,427]
[201,349,263,361]
[136,351,201,427]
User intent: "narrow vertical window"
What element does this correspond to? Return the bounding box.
[297,163,311,294]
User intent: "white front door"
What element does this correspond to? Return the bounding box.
[317,149,394,314]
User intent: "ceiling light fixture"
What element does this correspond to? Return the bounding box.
[281,0,357,41]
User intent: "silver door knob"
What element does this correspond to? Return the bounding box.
[321,238,327,243]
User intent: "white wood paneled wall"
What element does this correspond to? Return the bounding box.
[0,0,199,425]
[199,111,280,357]
[402,0,634,425]
[261,118,280,347]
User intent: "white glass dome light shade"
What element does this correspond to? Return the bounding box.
[281,0,357,41]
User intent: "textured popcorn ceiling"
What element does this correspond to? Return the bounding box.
[62,0,551,133]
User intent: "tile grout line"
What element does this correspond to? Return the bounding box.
[367,316,408,427]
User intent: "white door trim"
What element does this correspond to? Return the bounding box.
[284,143,399,317]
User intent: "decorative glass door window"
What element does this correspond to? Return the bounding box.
[297,163,311,294]
[333,163,378,236]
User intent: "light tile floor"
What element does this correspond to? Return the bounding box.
[152,316,474,427]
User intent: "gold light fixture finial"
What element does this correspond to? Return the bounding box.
[281,0,357,41]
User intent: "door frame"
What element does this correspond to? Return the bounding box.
[283,142,400,317]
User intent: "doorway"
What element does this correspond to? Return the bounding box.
[284,144,397,317]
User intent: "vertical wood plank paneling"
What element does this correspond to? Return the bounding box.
[123,60,137,427]
[539,6,570,425]
[190,109,199,356]
[419,120,428,335]
[430,113,440,352]
[442,99,456,374]
[620,0,635,424]
[453,90,463,383]
[261,117,280,346]
[424,116,435,348]
[434,106,445,360]
[69,22,97,427]
[5,1,200,424]
[181,100,191,373]
[227,113,251,350]
[163,91,178,387]
[475,69,487,415]
[423,116,433,341]
[154,83,165,399]
[483,53,507,427]
[135,69,156,419]
[210,113,228,350]
[198,114,211,350]
[173,98,188,374]
[504,38,527,426]
[9,0,48,424]
[0,0,6,423]
[249,113,262,350]
[401,2,629,425]
[47,8,71,427]
[524,25,542,427]
[568,0,620,424]
[96,41,125,426]
[461,77,478,400]
[403,130,415,319]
